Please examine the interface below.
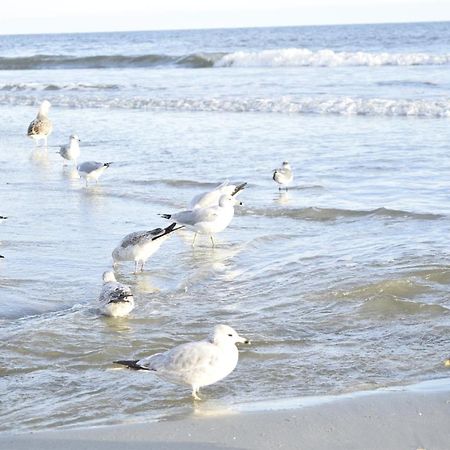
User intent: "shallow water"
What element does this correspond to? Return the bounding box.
[1,22,450,432]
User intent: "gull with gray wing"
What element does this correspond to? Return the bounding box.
[112,222,181,273]
[114,324,250,400]
[99,271,134,317]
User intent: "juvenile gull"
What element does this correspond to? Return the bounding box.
[112,223,181,273]
[99,271,134,317]
[114,324,250,400]
[58,134,81,165]
[77,161,111,186]
[273,161,293,190]
[189,181,247,209]
[160,194,242,247]
[27,100,52,148]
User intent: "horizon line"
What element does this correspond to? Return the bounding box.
[0,18,448,37]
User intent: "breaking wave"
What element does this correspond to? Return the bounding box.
[1,48,450,70]
[2,94,450,118]
[0,53,222,70]
[216,48,450,67]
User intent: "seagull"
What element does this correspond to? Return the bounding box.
[114,324,250,400]
[99,271,134,317]
[58,134,81,165]
[112,222,181,273]
[189,181,247,209]
[273,161,293,190]
[27,100,52,148]
[77,161,111,186]
[160,194,242,247]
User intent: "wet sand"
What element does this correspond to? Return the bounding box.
[1,379,449,450]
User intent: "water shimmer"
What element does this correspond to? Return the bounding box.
[1,22,450,432]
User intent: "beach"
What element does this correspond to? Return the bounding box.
[1,21,450,440]
[1,378,449,449]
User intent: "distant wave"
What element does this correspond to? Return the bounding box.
[1,48,450,70]
[244,206,443,221]
[2,94,450,118]
[0,82,121,91]
[0,53,222,70]
[216,48,450,67]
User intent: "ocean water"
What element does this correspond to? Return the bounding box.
[1,22,450,432]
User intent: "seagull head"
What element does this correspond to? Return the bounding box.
[210,324,250,346]
[102,271,117,283]
[218,194,243,207]
[70,134,81,142]
[39,100,51,115]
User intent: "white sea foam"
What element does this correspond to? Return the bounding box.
[215,48,450,67]
[2,94,449,118]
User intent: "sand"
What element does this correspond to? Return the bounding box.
[1,379,449,450]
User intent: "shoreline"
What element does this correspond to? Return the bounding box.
[2,377,449,450]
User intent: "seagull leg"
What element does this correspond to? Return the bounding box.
[134,261,138,274]
[210,235,216,247]
[140,261,145,272]
[191,233,197,248]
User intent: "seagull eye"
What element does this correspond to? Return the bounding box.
[228,334,233,337]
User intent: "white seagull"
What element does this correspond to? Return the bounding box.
[273,161,293,189]
[58,134,81,165]
[77,161,111,186]
[114,324,250,400]
[112,223,181,273]
[189,181,247,209]
[160,194,242,247]
[27,100,53,148]
[99,271,134,317]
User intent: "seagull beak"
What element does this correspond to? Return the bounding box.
[237,336,250,344]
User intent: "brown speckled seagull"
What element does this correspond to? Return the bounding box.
[27,100,52,148]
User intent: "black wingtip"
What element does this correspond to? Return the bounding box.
[159,214,171,220]
[232,182,247,196]
[104,162,113,168]
[114,359,143,370]
[0,216,7,220]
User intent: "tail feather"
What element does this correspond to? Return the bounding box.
[232,182,247,196]
[114,359,151,370]
[104,162,113,168]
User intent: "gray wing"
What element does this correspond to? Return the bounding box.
[138,341,218,372]
[78,161,103,173]
[59,145,69,158]
[120,228,166,248]
[173,207,219,226]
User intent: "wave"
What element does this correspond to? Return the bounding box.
[0,53,222,70]
[2,94,450,117]
[0,82,121,91]
[243,206,443,221]
[216,48,450,67]
[1,48,450,70]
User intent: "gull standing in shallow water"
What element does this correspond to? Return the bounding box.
[58,134,81,166]
[99,271,134,317]
[273,161,293,190]
[160,194,242,247]
[114,324,250,400]
[189,181,247,209]
[27,100,52,148]
[112,223,181,273]
[77,161,111,186]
